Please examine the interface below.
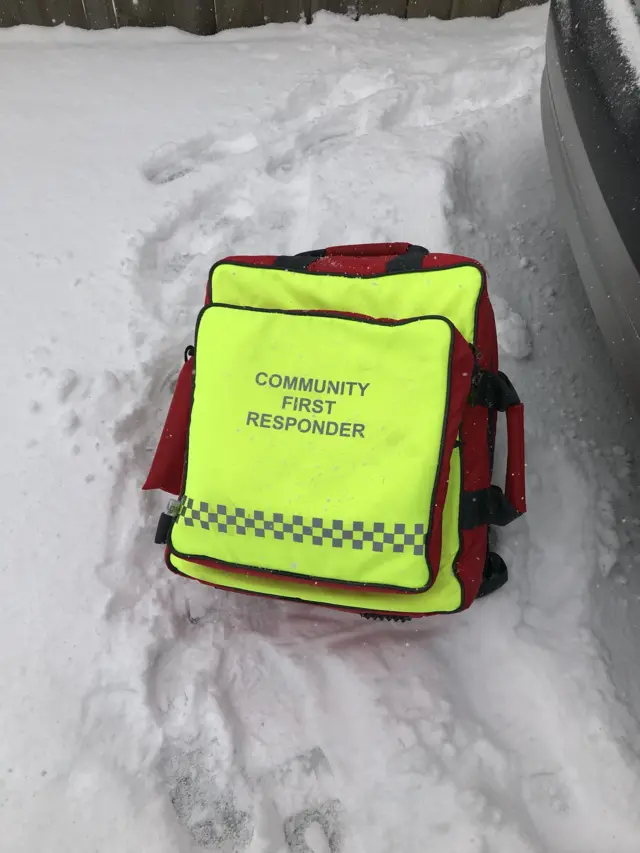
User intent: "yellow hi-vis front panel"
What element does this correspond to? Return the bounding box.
[170,304,459,592]
[170,262,483,615]
[209,263,482,342]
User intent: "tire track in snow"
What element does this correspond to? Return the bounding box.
[440,94,640,851]
[130,67,422,331]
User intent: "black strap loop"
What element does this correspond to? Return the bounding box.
[385,246,429,273]
[272,254,321,271]
[154,512,173,545]
[477,552,509,598]
[294,248,326,258]
[472,371,520,411]
[460,486,521,530]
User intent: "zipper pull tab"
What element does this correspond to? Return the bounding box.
[166,497,184,517]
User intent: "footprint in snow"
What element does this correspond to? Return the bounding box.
[259,749,345,853]
[284,799,344,853]
[142,133,258,185]
[171,775,254,852]
[160,742,344,853]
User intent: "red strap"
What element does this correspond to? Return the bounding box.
[505,403,526,515]
[142,355,193,494]
[322,243,414,257]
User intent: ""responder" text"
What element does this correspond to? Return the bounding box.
[246,411,365,438]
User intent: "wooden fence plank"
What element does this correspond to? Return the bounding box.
[38,0,66,25]
[263,0,304,24]
[57,0,91,26]
[83,0,118,27]
[10,0,44,24]
[28,0,55,27]
[307,0,352,18]
[498,0,544,14]
[214,0,264,28]
[114,0,165,25]
[164,0,216,32]
[39,0,89,29]
[451,0,500,15]
[0,0,21,25]
[358,0,406,17]
[407,0,451,18]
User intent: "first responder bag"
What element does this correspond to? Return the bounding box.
[143,243,526,620]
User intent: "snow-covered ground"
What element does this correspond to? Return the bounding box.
[606,0,640,81]
[4,7,640,852]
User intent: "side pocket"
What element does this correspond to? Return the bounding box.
[142,352,193,495]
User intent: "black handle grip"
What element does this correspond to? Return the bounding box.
[384,246,430,273]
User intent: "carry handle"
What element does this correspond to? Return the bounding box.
[479,371,525,515]
[463,371,526,528]
[306,243,429,258]
[273,243,430,272]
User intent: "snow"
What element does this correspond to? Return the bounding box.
[492,295,532,359]
[4,6,640,853]
[605,0,640,80]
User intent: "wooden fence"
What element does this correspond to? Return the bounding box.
[0,0,545,34]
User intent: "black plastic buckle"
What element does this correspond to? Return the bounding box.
[472,370,520,411]
[461,485,521,530]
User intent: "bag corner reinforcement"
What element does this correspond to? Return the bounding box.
[143,242,526,621]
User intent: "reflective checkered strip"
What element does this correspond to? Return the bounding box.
[178,499,426,555]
